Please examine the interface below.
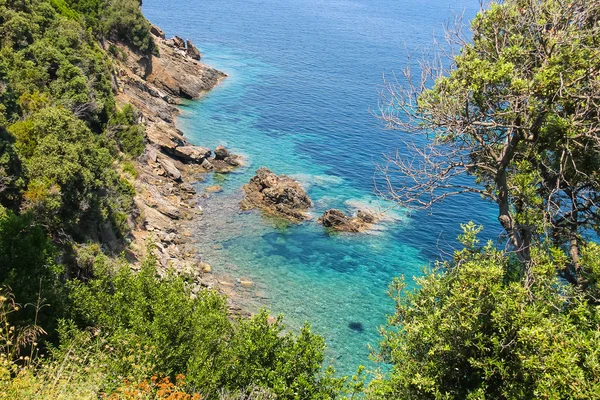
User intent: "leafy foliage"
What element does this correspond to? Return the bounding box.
[380,0,600,282]
[374,0,600,397]
[67,254,345,398]
[64,0,155,54]
[369,226,600,399]
[109,104,145,157]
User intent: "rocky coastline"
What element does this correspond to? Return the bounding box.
[111,25,383,316]
[108,27,249,313]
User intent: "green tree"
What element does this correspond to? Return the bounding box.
[379,0,600,286]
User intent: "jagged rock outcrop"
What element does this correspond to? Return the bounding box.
[186,40,202,60]
[150,25,165,39]
[147,37,225,99]
[241,167,312,222]
[173,145,212,164]
[210,145,243,173]
[318,209,377,232]
[172,36,186,49]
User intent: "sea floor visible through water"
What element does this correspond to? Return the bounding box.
[143,0,497,376]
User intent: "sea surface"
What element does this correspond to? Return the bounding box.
[143,0,497,376]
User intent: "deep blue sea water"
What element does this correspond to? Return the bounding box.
[143,0,497,376]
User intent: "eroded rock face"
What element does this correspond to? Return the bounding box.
[241,167,312,222]
[186,40,202,60]
[318,208,377,232]
[146,36,226,99]
[150,25,165,39]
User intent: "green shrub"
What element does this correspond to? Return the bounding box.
[109,104,146,158]
[369,226,600,399]
[66,254,346,398]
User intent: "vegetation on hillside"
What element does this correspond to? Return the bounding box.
[1,0,599,398]
[0,0,355,398]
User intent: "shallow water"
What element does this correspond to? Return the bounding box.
[143,0,497,375]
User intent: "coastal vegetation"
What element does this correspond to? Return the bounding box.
[0,0,354,398]
[0,0,599,398]
[372,0,600,398]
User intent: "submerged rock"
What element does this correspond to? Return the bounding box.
[205,185,223,193]
[199,261,212,274]
[348,321,364,332]
[318,208,377,232]
[240,167,312,222]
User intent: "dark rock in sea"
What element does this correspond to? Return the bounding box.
[348,321,364,332]
[240,167,312,222]
[319,208,377,232]
[150,25,165,39]
[186,40,202,60]
[214,145,229,160]
[357,209,376,224]
[209,146,243,173]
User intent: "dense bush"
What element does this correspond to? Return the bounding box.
[0,206,65,333]
[64,0,155,54]
[67,254,346,398]
[109,104,146,157]
[369,224,600,399]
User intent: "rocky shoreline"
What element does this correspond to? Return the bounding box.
[109,25,384,316]
[108,28,250,314]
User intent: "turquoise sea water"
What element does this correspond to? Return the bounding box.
[143,0,497,376]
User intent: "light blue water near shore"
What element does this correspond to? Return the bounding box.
[143,0,497,376]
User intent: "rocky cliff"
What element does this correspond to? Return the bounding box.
[108,29,239,302]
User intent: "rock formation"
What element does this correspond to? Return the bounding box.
[210,145,243,173]
[318,208,377,232]
[150,25,165,39]
[241,167,312,222]
[186,40,202,60]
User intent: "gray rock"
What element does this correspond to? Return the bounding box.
[158,157,182,181]
[201,159,215,170]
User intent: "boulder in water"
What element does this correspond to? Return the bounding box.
[318,208,378,232]
[240,167,312,222]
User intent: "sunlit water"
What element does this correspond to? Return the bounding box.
[143,0,496,376]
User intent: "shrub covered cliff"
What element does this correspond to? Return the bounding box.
[0,1,356,398]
